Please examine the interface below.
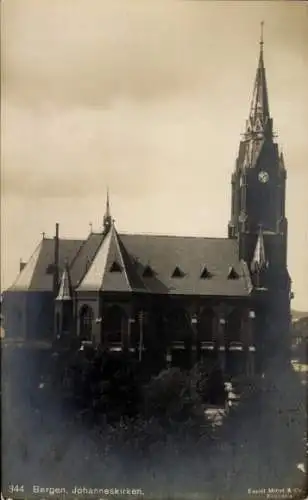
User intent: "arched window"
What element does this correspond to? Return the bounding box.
[198,308,215,342]
[225,308,242,344]
[104,305,126,344]
[56,312,60,335]
[62,310,70,332]
[165,307,191,342]
[79,304,94,341]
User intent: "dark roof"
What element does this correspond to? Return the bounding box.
[69,233,104,287]
[119,233,251,297]
[8,230,252,297]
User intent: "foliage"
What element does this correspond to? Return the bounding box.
[47,346,228,453]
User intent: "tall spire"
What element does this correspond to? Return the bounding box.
[103,186,112,232]
[246,22,271,138]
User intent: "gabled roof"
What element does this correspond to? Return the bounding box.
[9,238,83,292]
[7,230,252,298]
[76,223,147,293]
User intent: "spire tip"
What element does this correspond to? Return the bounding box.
[106,186,110,216]
[103,185,112,231]
[260,21,264,48]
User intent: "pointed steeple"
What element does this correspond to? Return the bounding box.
[250,226,268,273]
[246,22,272,138]
[56,261,72,301]
[103,187,112,232]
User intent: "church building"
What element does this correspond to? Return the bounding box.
[3,31,292,376]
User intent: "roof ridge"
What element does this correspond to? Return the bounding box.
[119,232,230,240]
[113,230,132,292]
[40,237,84,242]
[117,235,149,292]
[75,233,106,288]
[68,235,93,270]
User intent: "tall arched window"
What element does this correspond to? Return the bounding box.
[198,308,215,342]
[79,304,94,341]
[62,310,70,332]
[104,305,126,344]
[56,312,60,335]
[165,307,191,343]
[225,308,242,344]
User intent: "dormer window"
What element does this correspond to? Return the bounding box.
[227,266,239,280]
[46,263,56,274]
[200,267,212,279]
[171,266,185,278]
[142,265,154,278]
[109,261,122,273]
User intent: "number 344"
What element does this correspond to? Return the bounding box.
[8,485,25,493]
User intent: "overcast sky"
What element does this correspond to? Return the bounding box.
[1,0,308,310]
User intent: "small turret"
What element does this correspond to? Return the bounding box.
[56,261,72,301]
[54,260,73,337]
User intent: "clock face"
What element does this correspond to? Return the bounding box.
[258,170,269,183]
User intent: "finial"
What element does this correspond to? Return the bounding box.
[89,222,93,233]
[103,186,112,231]
[106,186,110,217]
[260,21,264,49]
[41,231,45,239]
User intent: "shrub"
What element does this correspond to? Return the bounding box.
[142,367,202,423]
[192,358,227,405]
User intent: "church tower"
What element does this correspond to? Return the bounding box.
[228,24,288,279]
[228,24,291,365]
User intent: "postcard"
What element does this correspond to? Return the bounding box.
[1,1,307,499]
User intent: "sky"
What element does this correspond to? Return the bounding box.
[1,0,308,311]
